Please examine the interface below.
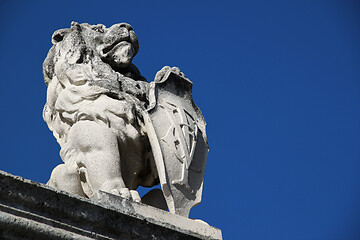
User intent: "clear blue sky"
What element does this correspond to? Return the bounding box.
[0,0,359,239]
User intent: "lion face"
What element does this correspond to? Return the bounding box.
[43,22,140,85]
[98,23,139,69]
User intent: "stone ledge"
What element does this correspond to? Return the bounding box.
[0,170,222,240]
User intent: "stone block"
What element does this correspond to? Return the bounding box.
[0,171,222,239]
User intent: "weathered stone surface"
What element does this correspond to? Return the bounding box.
[0,170,222,239]
[43,22,209,217]
[44,22,156,204]
[144,68,208,217]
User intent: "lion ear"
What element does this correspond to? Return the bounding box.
[51,29,69,44]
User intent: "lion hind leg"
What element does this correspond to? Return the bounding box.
[47,163,87,197]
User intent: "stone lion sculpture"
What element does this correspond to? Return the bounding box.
[43,22,208,216]
[44,22,161,201]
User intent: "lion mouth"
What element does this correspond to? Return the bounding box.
[101,40,135,68]
[102,39,131,55]
[99,24,138,69]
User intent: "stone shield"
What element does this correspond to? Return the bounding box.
[143,71,208,217]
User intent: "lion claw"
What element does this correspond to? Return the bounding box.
[110,188,141,202]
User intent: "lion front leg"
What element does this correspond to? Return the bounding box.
[63,120,131,199]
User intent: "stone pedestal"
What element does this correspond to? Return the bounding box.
[0,171,222,239]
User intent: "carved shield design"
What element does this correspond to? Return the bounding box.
[143,71,208,217]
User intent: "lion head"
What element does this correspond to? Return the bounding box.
[43,22,143,86]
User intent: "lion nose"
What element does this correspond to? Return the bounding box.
[104,24,130,45]
[117,23,133,31]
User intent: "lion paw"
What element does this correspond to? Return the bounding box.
[154,66,185,83]
[110,188,141,202]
